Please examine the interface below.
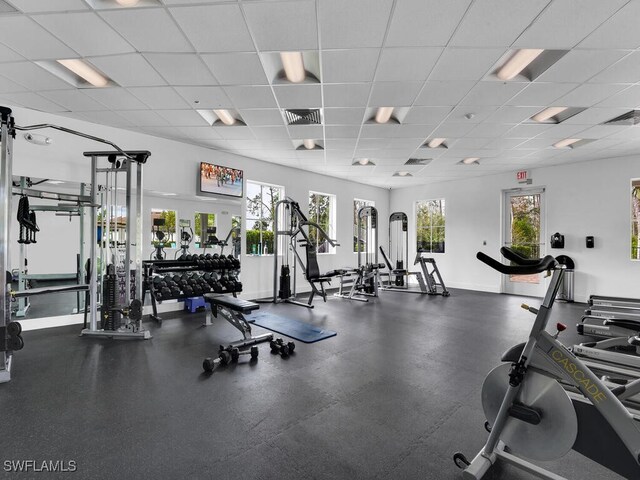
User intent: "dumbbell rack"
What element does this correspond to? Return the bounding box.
[142,255,242,325]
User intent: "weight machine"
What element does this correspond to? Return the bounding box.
[260,197,340,308]
[334,206,385,302]
[0,106,151,381]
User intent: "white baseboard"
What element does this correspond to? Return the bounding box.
[21,301,186,331]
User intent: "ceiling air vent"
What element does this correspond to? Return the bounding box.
[0,1,18,13]
[405,158,432,166]
[602,110,640,126]
[284,109,322,126]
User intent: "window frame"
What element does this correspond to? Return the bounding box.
[353,198,375,253]
[245,180,285,257]
[415,198,446,254]
[308,190,337,255]
[193,212,217,249]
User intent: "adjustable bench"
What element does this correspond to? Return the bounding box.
[202,294,273,372]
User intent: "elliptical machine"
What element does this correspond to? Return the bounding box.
[175,219,193,259]
[151,218,166,260]
[454,247,640,480]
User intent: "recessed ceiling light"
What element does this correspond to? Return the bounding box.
[46,180,65,185]
[303,139,315,150]
[396,171,410,176]
[358,158,370,165]
[213,109,236,126]
[553,138,580,148]
[280,52,305,83]
[462,157,480,165]
[375,107,394,124]
[427,138,446,148]
[352,158,375,166]
[116,0,139,5]
[497,49,544,81]
[56,59,109,87]
[161,192,177,196]
[532,106,567,123]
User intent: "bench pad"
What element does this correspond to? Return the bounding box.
[203,294,259,314]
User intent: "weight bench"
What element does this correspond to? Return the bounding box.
[202,294,273,372]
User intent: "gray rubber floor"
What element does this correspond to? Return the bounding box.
[0,289,625,479]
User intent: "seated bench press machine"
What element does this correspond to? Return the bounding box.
[201,294,295,372]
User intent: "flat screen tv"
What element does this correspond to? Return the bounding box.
[198,162,244,199]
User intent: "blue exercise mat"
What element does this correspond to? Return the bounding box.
[248,312,337,343]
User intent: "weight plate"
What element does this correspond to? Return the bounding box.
[482,363,577,461]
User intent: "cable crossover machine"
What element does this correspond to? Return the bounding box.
[0,106,150,382]
[379,212,449,296]
[259,197,340,308]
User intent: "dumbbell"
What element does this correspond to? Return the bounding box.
[202,350,232,373]
[153,276,163,287]
[183,285,194,297]
[172,274,181,283]
[212,281,223,293]
[160,286,171,299]
[192,285,203,296]
[270,338,295,357]
[171,286,181,297]
[7,321,24,351]
[221,345,259,362]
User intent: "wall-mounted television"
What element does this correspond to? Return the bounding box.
[198,162,244,199]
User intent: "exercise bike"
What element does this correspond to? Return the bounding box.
[454,247,640,480]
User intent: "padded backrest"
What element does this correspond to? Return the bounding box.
[378,246,393,271]
[306,244,320,280]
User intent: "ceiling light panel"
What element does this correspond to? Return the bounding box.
[85,0,162,8]
[37,59,113,88]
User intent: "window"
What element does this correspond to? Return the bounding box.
[231,215,241,258]
[246,181,284,255]
[353,198,375,252]
[309,191,336,254]
[150,209,177,248]
[194,213,216,248]
[416,199,445,253]
[632,179,640,260]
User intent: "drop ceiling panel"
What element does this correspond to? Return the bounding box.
[553,82,628,107]
[504,123,553,138]
[117,109,169,127]
[33,12,134,56]
[448,106,499,124]
[321,49,379,83]
[100,8,193,53]
[375,47,441,82]
[318,0,394,49]
[287,124,323,139]
[534,123,592,139]
[323,83,371,108]
[360,124,399,138]
[237,108,284,126]
[1,92,66,112]
[596,85,640,108]
[325,125,361,138]
[222,85,276,109]
[579,1,640,49]
[413,81,475,106]
[450,0,549,47]
[156,109,209,127]
[401,106,451,125]
[38,89,108,111]
[89,54,166,87]
[129,86,191,109]
[589,52,640,84]
[215,125,254,140]
[0,75,27,94]
[272,84,322,108]
[468,123,515,137]
[8,0,88,12]
[73,109,135,127]
[485,106,543,124]
[561,107,630,125]
[242,123,288,139]
[368,81,422,107]
[144,53,217,85]
[536,49,630,83]
[83,87,149,110]
[386,0,471,47]
[169,5,255,52]
[430,122,477,138]
[1,61,71,91]
[395,124,434,138]
[428,48,505,81]
[513,0,627,49]
[0,43,24,63]
[459,81,527,106]
[505,82,578,106]
[0,16,77,59]
[323,107,365,125]
[201,53,268,86]
[242,0,318,51]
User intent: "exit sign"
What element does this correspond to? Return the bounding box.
[516,170,531,184]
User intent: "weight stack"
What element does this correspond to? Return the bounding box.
[100,265,121,331]
[279,265,291,299]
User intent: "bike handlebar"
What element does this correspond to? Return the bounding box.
[499,246,543,266]
[477,251,557,275]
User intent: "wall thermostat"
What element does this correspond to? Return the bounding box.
[586,236,594,248]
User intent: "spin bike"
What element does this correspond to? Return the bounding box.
[454,247,640,480]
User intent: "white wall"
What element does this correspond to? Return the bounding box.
[390,156,640,303]
[5,106,389,302]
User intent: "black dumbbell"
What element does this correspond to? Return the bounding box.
[183,286,194,297]
[171,286,181,297]
[203,350,232,373]
[270,338,295,357]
